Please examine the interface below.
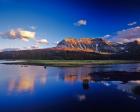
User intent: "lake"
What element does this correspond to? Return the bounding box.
[0,62,140,112]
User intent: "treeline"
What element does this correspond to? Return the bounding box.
[0,48,111,60]
[0,48,140,60]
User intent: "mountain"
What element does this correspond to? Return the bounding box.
[113,40,140,59]
[57,38,126,53]
[57,38,113,52]
[0,48,20,52]
[0,37,140,60]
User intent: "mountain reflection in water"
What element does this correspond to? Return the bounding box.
[0,63,140,112]
[4,64,140,96]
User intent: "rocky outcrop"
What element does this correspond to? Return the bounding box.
[57,38,122,53]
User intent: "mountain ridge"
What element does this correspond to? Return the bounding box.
[0,37,140,60]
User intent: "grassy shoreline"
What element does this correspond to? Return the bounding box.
[2,60,140,67]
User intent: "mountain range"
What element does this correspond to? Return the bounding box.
[0,37,140,60]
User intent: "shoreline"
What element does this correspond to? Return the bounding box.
[2,60,140,67]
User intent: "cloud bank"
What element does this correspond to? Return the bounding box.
[0,29,36,41]
[111,26,140,42]
[25,39,49,50]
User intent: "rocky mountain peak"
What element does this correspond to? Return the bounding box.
[57,37,116,53]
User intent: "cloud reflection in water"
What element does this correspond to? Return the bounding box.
[7,65,47,93]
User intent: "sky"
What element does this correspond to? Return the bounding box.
[0,0,140,50]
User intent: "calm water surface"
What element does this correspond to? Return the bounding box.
[0,63,140,112]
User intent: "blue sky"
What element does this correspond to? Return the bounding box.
[0,0,140,49]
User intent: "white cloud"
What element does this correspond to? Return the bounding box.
[23,39,48,50]
[74,19,87,26]
[128,21,137,26]
[0,28,36,41]
[103,34,111,39]
[111,26,140,42]
[23,39,49,50]
[18,30,35,39]
[37,39,48,45]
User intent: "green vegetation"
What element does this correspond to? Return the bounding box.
[3,60,140,67]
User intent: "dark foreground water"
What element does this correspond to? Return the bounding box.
[0,63,140,112]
